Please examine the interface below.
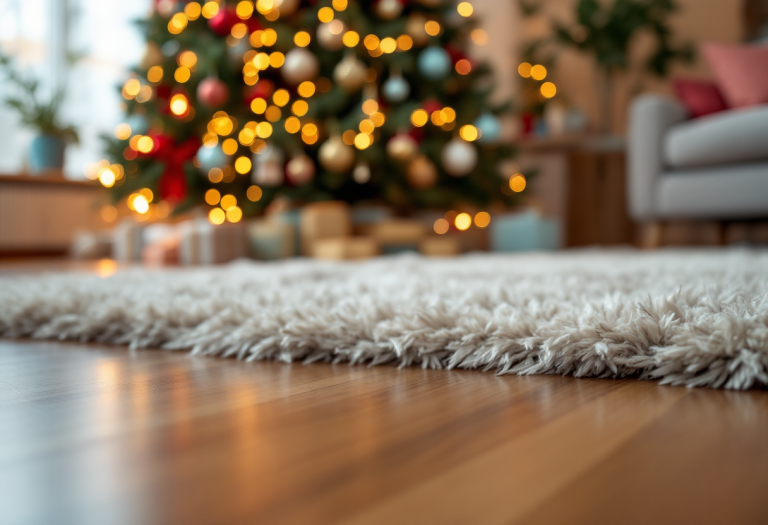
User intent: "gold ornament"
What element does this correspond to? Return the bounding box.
[406,14,430,47]
[319,136,355,173]
[333,53,366,92]
[386,134,419,163]
[407,155,438,189]
[275,0,299,16]
[281,48,320,85]
[353,163,371,183]
[441,139,477,177]
[317,21,345,51]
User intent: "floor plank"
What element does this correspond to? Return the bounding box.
[0,340,766,525]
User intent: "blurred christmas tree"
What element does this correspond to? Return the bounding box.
[103,0,520,223]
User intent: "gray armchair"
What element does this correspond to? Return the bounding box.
[627,94,768,245]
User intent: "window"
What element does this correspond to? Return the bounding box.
[0,0,151,178]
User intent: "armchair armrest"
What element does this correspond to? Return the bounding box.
[627,94,688,220]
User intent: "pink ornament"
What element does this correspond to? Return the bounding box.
[208,8,237,36]
[197,78,230,108]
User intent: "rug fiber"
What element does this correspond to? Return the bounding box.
[1,249,767,389]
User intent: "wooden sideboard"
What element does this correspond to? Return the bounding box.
[0,174,106,257]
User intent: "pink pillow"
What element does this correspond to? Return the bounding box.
[702,42,768,108]
[672,78,728,118]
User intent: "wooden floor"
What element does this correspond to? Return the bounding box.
[0,340,766,524]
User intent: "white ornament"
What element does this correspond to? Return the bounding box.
[382,74,410,103]
[375,0,403,20]
[252,144,285,186]
[353,163,371,183]
[281,48,320,85]
[317,21,345,51]
[319,136,355,173]
[441,140,477,177]
[386,134,419,162]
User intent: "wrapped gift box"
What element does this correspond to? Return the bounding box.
[300,201,352,255]
[420,236,461,257]
[179,219,247,265]
[247,219,295,260]
[312,236,379,260]
[490,210,560,252]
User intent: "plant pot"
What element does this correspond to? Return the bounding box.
[29,134,65,174]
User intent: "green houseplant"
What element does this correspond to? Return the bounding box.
[554,0,692,133]
[521,0,692,134]
[0,54,79,174]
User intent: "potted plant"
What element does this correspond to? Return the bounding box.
[0,54,78,175]
[520,0,693,134]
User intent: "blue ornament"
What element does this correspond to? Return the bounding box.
[126,114,150,136]
[382,75,410,103]
[474,113,501,144]
[161,40,180,57]
[196,144,229,172]
[418,47,451,80]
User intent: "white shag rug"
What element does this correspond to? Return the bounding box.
[1,249,767,390]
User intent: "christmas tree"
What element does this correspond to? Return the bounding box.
[102,0,519,224]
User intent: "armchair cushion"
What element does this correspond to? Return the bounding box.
[664,105,768,168]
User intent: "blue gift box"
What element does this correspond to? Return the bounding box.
[490,210,561,252]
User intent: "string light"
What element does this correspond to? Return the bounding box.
[114,124,131,140]
[99,167,116,187]
[220,194,237,211]
[124,79,141,97]
[510,174,526,192]
[226,206,243,223]
[236,0,254,19]
[425,21,441,36]
[251,98,267,114]
[269,52,285,68]
[354,133,372,150]
[343,31,359,47]
[294,31,311,47]
[457,2,473,17]
[285,116,301,133]
[101,205,118,223]
[256,0,274,14]
[247,185,263,201]
[364,35,380,50]
[261,28,277,46]
[531,64,547,80]
[298,81,315,97]
[455,213,472,231]
[201,1,219,19]
[178,51,197,68]
[380,37,397,53]
[518,62,532,78]
[231,23,248,39]
[471,29,488,46]
[455,59,472,75]
[256,122,273,138]
[265,105,281,122]
[396,35,413,51]
[459,124,478,141]
[318,7,334,22]
[147,66,163,83]
[434,218,449,234]
[362,99,378,115]
[205,189,221,205]
[411,109,428,127]
[185,2,202,20]
[170,94,189,116]
[474,211,491,228]
[209,208,225,224]
[332,0,347,10]
[174,67,191,83]
[133,195,150,214]
[222,138,239,155]
[137,136,154,153]
[208,168,224,183]
[540,82,557,98]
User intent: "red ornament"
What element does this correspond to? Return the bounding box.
[245,17,262,33]
[143,136,199,203]
[197,78,230,108]
[208,8,237,36]
[444,44,466,64]
[423,99,442,115]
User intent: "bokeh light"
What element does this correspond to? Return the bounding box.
[510,174,526,192]
[455,213,472,231]
[434,218,449,235]
[474,211,491,228]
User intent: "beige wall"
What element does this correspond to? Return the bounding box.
[473,0,744,134]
